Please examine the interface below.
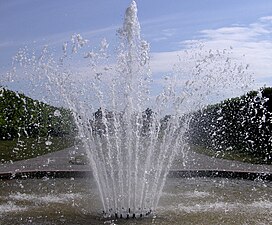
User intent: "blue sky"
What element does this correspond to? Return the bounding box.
[1,0,272,100]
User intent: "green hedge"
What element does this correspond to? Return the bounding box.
[189,87,272,164]
[0,87,76,139]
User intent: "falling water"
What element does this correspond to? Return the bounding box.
[5,0,252,219]
[75,1,191,217]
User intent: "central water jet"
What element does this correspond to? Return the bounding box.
[72,1,191,218]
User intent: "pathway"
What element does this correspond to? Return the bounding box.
[1,146,271,174]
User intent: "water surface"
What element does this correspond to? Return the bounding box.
[0,177,271,224]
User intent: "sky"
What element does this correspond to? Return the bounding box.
[0,0,272,102]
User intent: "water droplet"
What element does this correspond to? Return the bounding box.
[54,110,61,117]
[45,140,52,146]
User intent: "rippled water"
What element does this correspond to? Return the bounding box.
[0,177,271,225]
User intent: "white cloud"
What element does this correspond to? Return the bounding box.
[152,37,168,42]
[150,50,181,74]
[162,28,177,37]
[0,41,18,49]
[149,16,272,90]
[195,19,272,85]
[259,16,272,22]
[150,28,177,43]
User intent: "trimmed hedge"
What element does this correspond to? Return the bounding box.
[0,87,76,139]
[189,87,272,164]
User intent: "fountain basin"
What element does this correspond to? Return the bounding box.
[0,169,271,181]
[0,172,271,225]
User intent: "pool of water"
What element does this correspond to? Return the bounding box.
[0,177,271,224]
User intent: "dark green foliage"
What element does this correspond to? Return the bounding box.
[0,87,76,139]
[189,87,272,164]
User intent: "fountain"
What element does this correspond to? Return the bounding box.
[0,1,271,224]
[6,1,192,218]
[61,1,191,218]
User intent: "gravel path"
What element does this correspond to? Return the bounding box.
[0,146,271,174]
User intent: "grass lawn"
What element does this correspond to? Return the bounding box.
[191,145,270,165]
[0,136,74,163]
